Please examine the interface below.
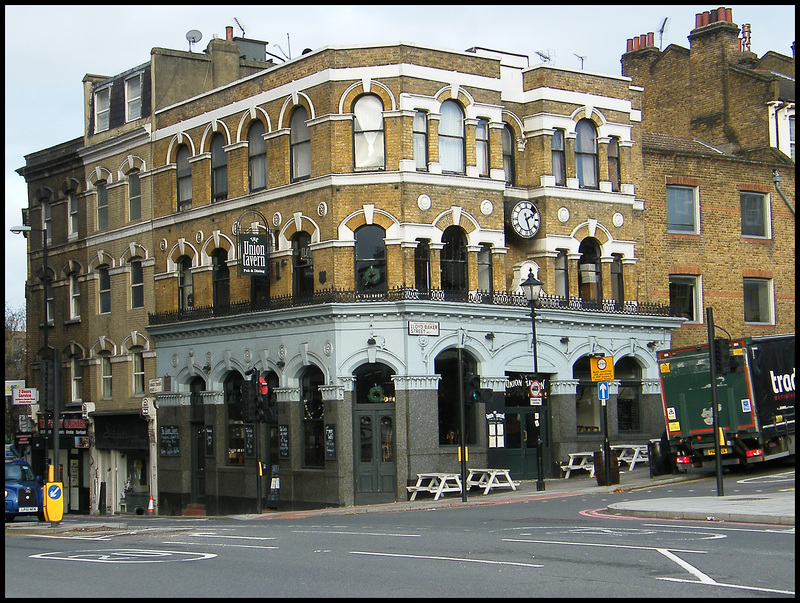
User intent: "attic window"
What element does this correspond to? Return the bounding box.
[95,87,110,133]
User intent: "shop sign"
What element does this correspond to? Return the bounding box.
[239,232,268,276]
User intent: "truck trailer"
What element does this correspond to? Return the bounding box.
[658,334,795,469]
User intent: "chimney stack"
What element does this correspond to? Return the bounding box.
[226,26,234,41]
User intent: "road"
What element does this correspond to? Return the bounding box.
[6,463,795,597]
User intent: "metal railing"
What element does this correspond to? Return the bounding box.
[148,287,677,326]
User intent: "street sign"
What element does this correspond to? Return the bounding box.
[12,387,37,404]
[598,381,609,401]
[590,356,615,382]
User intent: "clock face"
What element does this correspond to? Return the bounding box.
[510,200,541,238]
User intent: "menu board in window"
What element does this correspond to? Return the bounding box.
[278,424,289,459]
[324,424,336,460]
[159,425,180,457]
[245,424,255,457]
[205,425,214,456]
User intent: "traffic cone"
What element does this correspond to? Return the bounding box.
[147,494,155,515]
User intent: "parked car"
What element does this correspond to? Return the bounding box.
[5,459,44,522]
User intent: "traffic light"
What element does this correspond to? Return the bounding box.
[256,377,273,422]
[713,338,731,374]
[466,374,481,404]
[240,378,256,422]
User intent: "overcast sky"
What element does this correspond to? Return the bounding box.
[4,5,795,313]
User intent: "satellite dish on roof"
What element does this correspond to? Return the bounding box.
[186,29,202,52]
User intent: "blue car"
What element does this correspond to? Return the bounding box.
[5,459,45,522]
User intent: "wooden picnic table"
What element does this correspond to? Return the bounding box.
[560,452,595,478]
[466,468,520,495]
[406,472,463,500]
[610,444,649,471]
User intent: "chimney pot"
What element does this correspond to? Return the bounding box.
[626,38,634,52]
[226,26,233,41]
[696,13,703,28]
[702,11,710,26]
[725,8,732,22]
[647,32,654,47]
[639,34,647,47]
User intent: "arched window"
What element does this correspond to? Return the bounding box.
[176,144,192,211]
[502,124,515,185]
[615,357,642,432]
[69,271,81,320]
[290,106,311,181]
[212,248,230,309]
[131,346,145,395]
[70,354,83,403]
[100,352,112,399]
[291,232,314,298]
[354,363,396,405]
[354,224,387,292]
[96,181,108,231]
[414,238,431,294]
[128,169,141,221]
[225,372,247,465]
[575,119,598,188]
[130,257,144,309]
[248,120,267,192]
[210,133,227,202]
[178,255,193,311]
[574,357,601,433]
[98,265,111,314]
[435,349,477,445]
[353,94,385,170]
[439,100,464,173]
[578,238,602,303]
[300,366,325,468]
[440,225,467,294]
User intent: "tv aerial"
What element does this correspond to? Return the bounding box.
[657,17,668,50]
[574,53,586,69]
[186,29,202,52]
[535,50,552,63]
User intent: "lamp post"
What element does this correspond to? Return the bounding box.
[521,268,545,492]
[11,223,60,524]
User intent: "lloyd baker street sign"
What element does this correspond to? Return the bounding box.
[240,233,268,276]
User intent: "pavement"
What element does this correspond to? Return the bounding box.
[5,465,794,535]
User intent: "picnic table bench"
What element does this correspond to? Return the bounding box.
[406,472,463,500]
[466,468,520,495]
[611,444,649,471]
[560,452,595,478]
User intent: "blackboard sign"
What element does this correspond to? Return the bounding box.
[324,424,336,460]
[278,425,289,459]
[245,424,255,457]
[205,425,214,456]
[159,425,180,457]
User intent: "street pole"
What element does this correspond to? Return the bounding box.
[706,307,724,497]
[457,335,467,502]
[12,224,60,524]
[521,269,545,492]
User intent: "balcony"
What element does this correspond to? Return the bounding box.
[148,287,677,327]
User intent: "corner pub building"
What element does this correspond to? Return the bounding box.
[18,26,683,515]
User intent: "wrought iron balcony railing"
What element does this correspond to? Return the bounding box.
[148,287,677,327]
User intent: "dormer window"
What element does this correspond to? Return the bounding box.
[125,74,142,122]
[94,87,110,133]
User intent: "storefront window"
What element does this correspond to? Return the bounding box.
[435,349,477,445]
[301,367,325,468]
[574,357,601,433]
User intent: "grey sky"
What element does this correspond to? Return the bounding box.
[4,5,795,312]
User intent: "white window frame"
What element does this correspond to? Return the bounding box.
[125,73,142,122]
[740,191,771,238]
[132,350,145,395]
[101,355,112,399]
[669,274,703,323]
[68,191,79,239]
[666,185,700,234]
[69,273,81,320]
[71,357,83,403]
[94,86,110,133]
[130,259,144,309]
[743,278,774,325]
[128,170,141,222]
[42,201,52,244]
[98,266,111,314]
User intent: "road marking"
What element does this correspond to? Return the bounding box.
[292,530,420,537]
[350,551,542,568]
[187,533,276,540]
[503,538,707,555]
[30,548,216,563]
[166,541,277,550]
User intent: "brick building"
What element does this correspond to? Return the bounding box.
[622,7,795,348]
[17,26,686,515]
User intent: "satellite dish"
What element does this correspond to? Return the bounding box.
[186,29,202,51]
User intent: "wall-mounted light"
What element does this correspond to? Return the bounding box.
[560,336,570,344]
[202,364,211,374]
[485,333,495,341]
[647,341,658,350]
[276,360,285,369]
[367,337,377,346]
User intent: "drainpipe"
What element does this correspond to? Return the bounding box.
[773,170,795,215]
